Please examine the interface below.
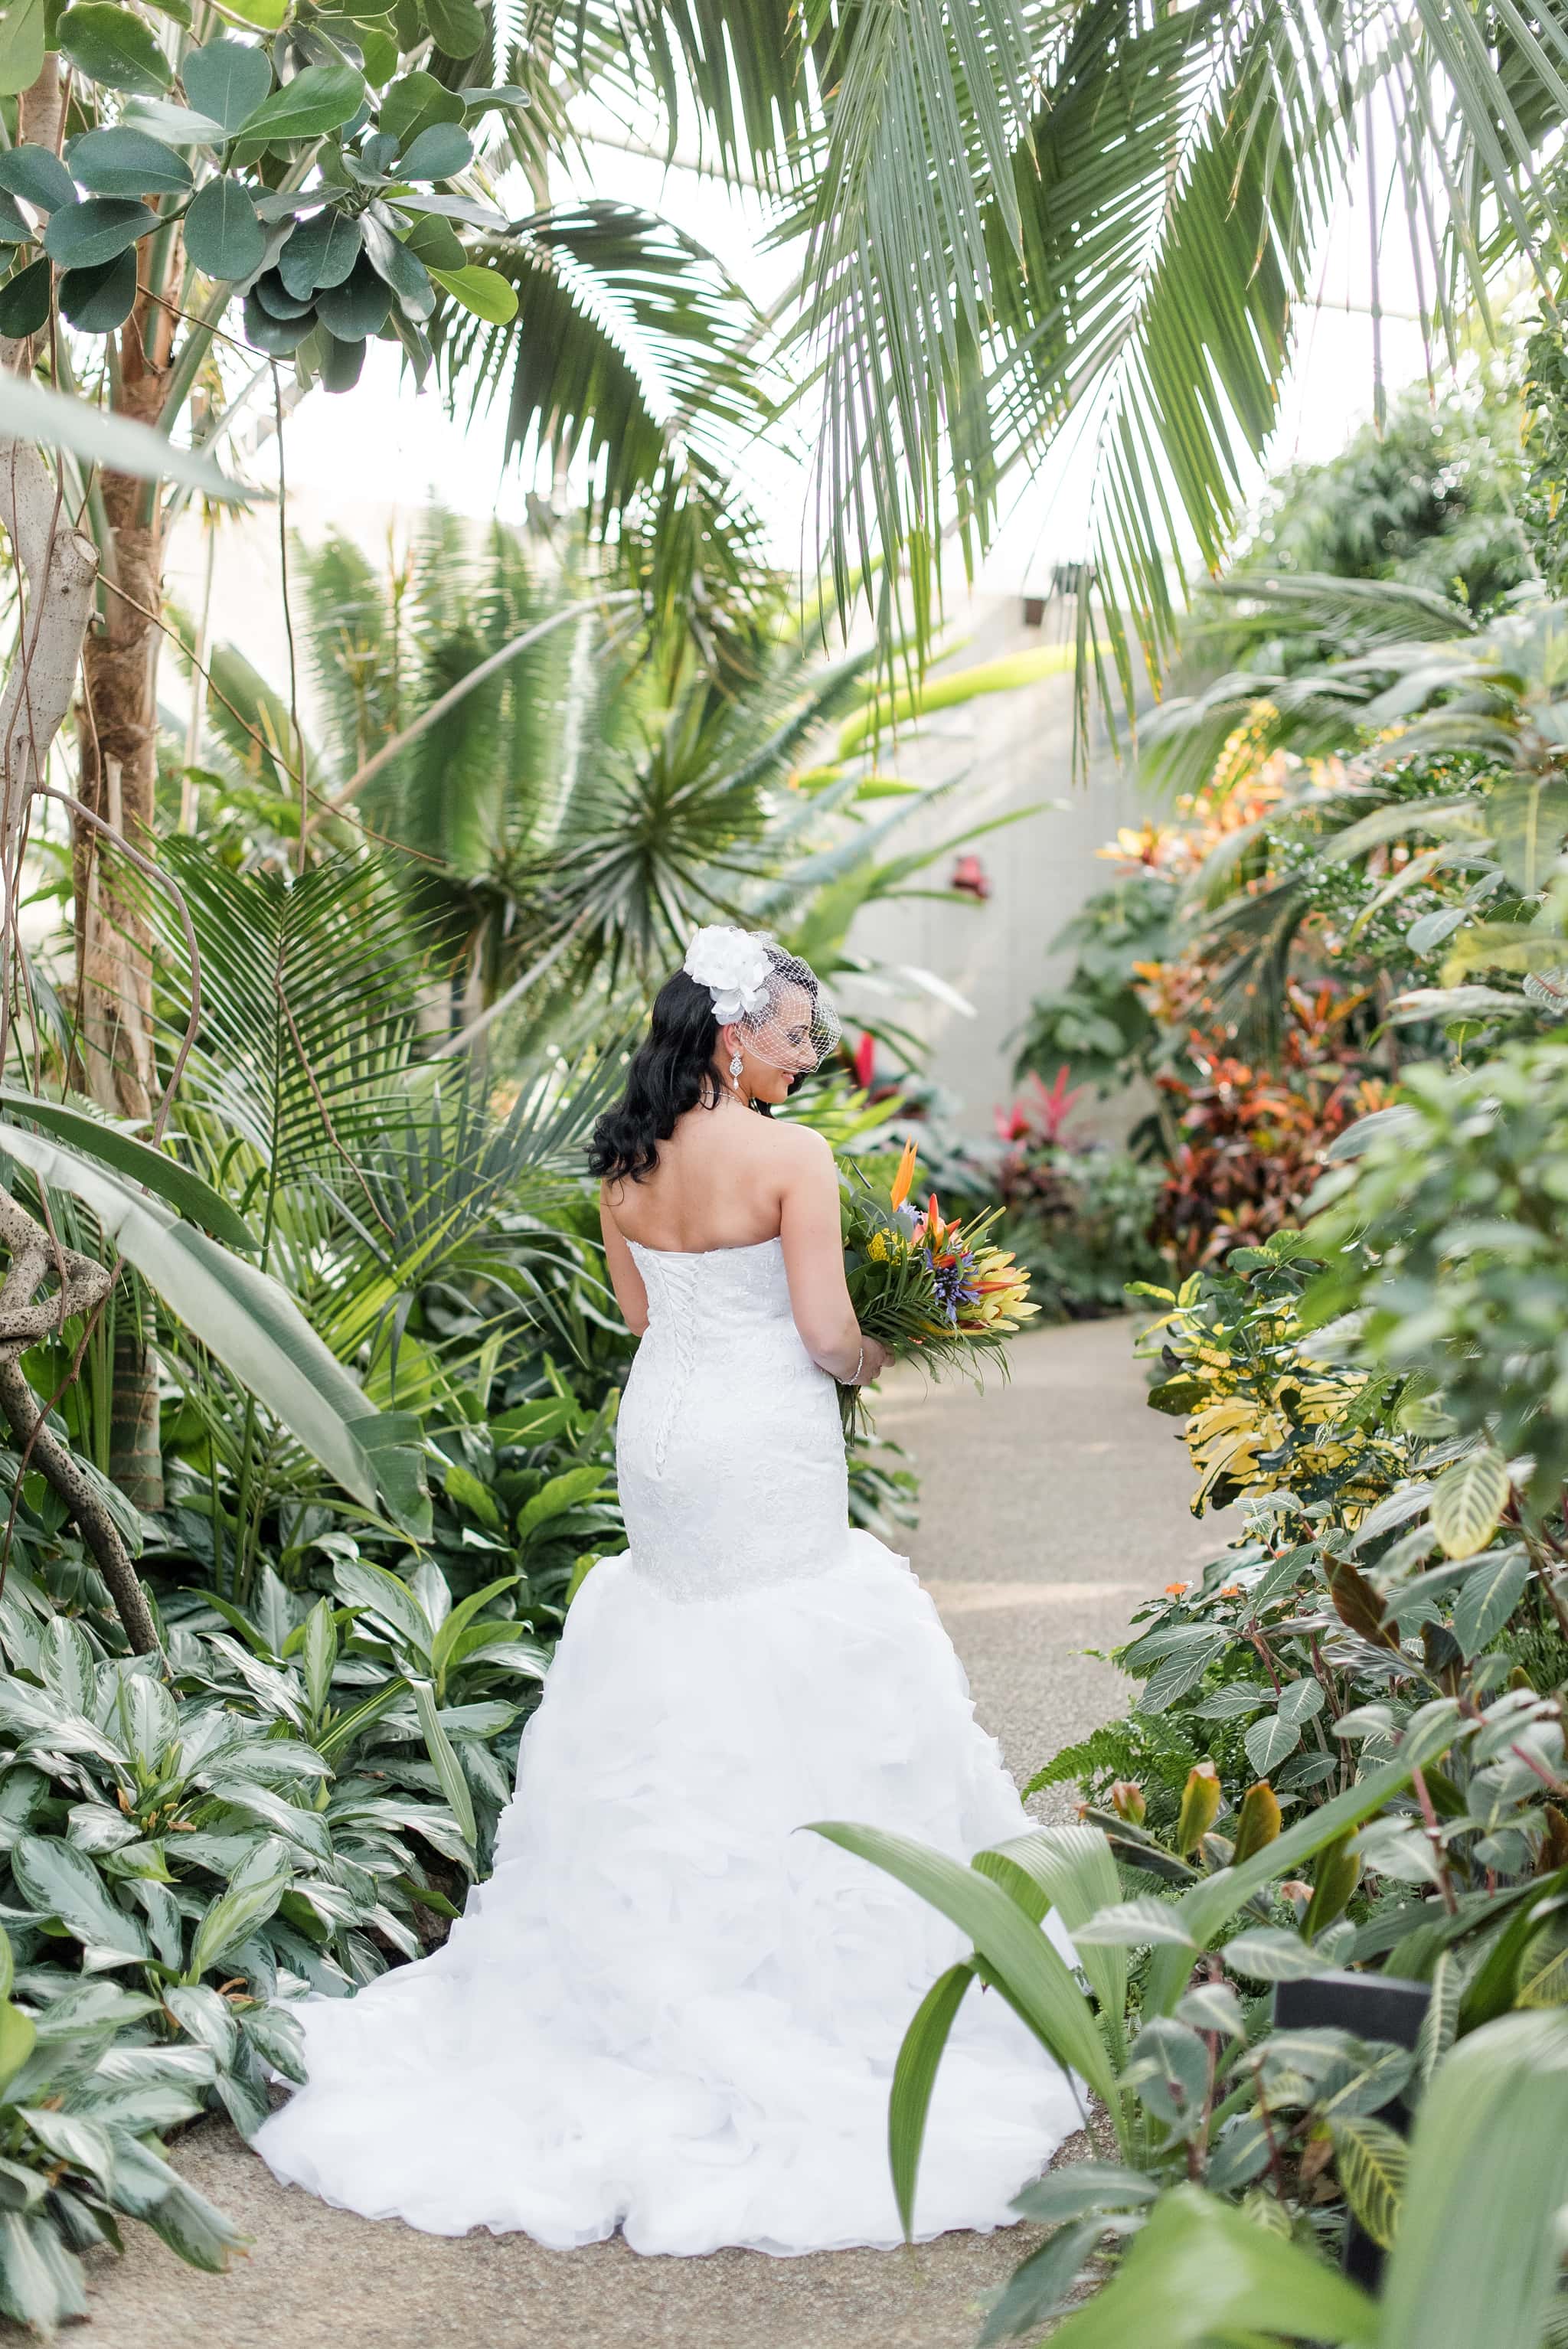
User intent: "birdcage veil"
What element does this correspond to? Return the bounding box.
[682,926,841,1073]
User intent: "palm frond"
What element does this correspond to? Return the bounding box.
[767,0,1568,707]
[439,201,781,518]
[145,848,430,1184]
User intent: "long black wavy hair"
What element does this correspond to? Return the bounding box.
[588,971,731,1185]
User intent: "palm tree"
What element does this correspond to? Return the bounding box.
[465,2,1568,713]
[190,510,1067,1063]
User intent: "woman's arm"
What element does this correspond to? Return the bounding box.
[777,1130,888,1383]
[599,1188,649,1336]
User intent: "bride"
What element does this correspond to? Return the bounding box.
[255,926,1083,2256]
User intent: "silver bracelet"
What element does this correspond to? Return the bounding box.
[850,1340,865,1385]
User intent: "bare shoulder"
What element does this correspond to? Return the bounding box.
[767,1117,832,1168]
[767,1119,835,1201]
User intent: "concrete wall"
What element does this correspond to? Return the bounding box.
[842,591,1161,1137]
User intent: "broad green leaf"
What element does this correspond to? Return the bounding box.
[278,204,361,296]
[0,260,54,338]
[0,142,75,209]
[238,2000,305,2083]
[333,1556,431,1659]
[1515,1916,1568,2009]
[1244,1713,1302,1777]
[1011,2164,1158,2225]
[410,1678,475,1851]
[242,287,315,355]
[359,209,434,319]
[181,175,265,280]
[0,1092,254,1248]
[21,2108,117,2193]
[0,2004,34,2098]
[1414,1949,1461,2088]
[184,1847,289,1981]
[106,2131,247,2267]
[119,95,225,144]
[429,1572,518,1678]
[1380,2011,1568,2349]
[1046,2184,1377,2347]
[0,2207,80,2329]
[978,2217,1106,2349]
[441,1456,501,1531]
[217,0,286,27]
[203,1782,332,1864]
[1485,777,1568,895]
[1452,1553,1529,1658]
[0,0,45,97]
[58,248,140,332]
[516,1462,606,1542]
[1278,1677,1325,1729]
[1430,1449,1511,1560]
[1073,1896,1195,1949]
[982,1825,1128,2055]
[43,194,155,269]
[379,68,464,149]
[236,63,364,144]
[57,3,172,93]
[808,1822,1112,2105]
[162,1984,237,2066]
[314,1674,409,1762]
[420,0,481,56]
[396,119,471,178]
[888,1962,974,2238]
[428,263,517,325]
[301,1597,338,1721]
[1124,2015,1208,2134]
[181,37,272,131]
[315,253,390,340]
[1222,1927,1325,1981]
[1328,2112,1407,2249]
[400,207,464,271]
[10,1834,149,1961]
[66,124,191,194]
[0,1122,394,1508]
[0,358,243,498]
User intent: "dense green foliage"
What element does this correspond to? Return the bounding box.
[837,354,1568,2345]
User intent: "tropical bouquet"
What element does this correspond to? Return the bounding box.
[838,1141,1037,1438]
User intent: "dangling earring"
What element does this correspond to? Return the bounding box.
[728,1050,745,1091]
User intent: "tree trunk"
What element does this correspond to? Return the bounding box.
[74,243,180,1511]
[0,60,162,1638]
[0,1186,159,1655]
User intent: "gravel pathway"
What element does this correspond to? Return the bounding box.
[80,1316,1208,2349]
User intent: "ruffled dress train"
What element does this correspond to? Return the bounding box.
[254,1238,1082,2255]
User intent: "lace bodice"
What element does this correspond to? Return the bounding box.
[616,1238,850,1602]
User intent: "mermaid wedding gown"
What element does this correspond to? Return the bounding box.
[255,1237,1083,2254]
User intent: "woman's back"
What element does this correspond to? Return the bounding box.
[603,1096,808,1255]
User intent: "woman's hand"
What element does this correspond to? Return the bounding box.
[854,1335,892,1384]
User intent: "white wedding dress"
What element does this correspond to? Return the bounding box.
[256,1237,1083,2254]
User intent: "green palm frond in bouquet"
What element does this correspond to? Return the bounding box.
[838,1141,1039,1440]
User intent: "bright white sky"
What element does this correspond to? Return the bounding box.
[270,116,1441,607]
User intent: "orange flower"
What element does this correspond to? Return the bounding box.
[890,1139,919,1212]
[1220,1582,1243,1599]
[1164,1580,1190,1597]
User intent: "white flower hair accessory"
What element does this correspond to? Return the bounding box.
[683,925,773,1024]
